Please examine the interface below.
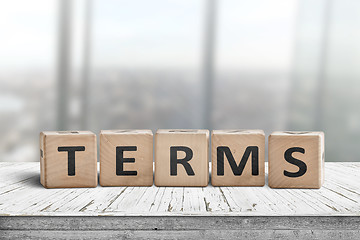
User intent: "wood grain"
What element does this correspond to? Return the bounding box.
[39,131,97,188]
[100,130,153,186]
[269,131,324,189]
[154,130,209,187]
[211,130,265,186]
[0,162,359,216]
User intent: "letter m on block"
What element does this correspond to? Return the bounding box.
[217,146,259,176]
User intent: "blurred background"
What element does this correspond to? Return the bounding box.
[1,0,359,162]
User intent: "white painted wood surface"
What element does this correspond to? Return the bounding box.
[0,162,359,217]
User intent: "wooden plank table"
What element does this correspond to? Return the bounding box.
[0,162,359,239]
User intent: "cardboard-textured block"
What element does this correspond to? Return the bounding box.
[268,131,325,189]
[154,129,209,187]
[39,131,97,188]
[211,130,265,186]
[100,130,153,186]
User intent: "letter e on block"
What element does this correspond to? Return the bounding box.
[39,131,97,188]
[211,130,265,186]
[268,131,325,189]
[155,129,209,187]
[100,130,153,186]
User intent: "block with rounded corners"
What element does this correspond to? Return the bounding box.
[155,129,209,187]
[100,129,153,186]
[39,131,97,188]
[268,131,325,189]
[211,129,265,186]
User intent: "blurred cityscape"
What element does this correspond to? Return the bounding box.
[1,0,360,162]
[0,69,289,162]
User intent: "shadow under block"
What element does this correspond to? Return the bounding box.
[154,129,209,187]
[100,130,153,186]
[211,130,265,186]
[39,131,97,188]
[268,131,325,189]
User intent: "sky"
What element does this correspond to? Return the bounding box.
[0,0,298,72]
[0,0,57,70]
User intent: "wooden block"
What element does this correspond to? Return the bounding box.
[154,129,209,187]
[268,131,325,189]
[100,130,153,186]
[39,131,97,188]
[211,130,265,186]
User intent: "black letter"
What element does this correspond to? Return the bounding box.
[217,146,259,176]
[58,146,85,176]
[116,146,137,176]
[284,147,307,177]
[170,146,195,176]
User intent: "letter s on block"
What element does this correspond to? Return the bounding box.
[284,147,307,178]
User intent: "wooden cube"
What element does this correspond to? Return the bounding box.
[268,131,325,189]
[211,130,265,186]
[100,130,153,186]
[154,129,209,187]
[39,131,97,188]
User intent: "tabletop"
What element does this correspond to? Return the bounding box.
[0,162,359,217]
[1,162,360,239]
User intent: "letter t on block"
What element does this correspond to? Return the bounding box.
[39,131,97,188]
[268,131,325,189]
[211,130,265,186]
